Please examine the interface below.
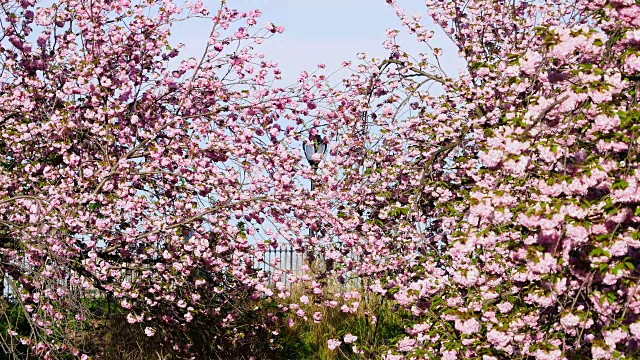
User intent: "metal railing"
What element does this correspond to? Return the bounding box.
[1,244,312,301]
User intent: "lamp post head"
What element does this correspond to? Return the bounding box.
[304,134,327,167]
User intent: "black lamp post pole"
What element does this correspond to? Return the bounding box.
[304,134,326,239]
[310,179,314,237]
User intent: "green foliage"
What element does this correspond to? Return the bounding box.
[269,294,406,359]
[0,301,31,359]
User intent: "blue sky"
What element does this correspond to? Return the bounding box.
[171,0,465,84]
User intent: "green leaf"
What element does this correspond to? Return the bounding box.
[612,263,625,275]
[589,248,603,257]
[599,263,608,272]
[606,292,616,304]
[611,179,629,190]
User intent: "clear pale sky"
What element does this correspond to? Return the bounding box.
[170,0,465,84]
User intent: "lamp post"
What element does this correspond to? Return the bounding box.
[303,134,327,236]
[303,134,327,192]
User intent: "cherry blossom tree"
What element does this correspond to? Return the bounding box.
[296,0,640,358]
[0,0,341,357]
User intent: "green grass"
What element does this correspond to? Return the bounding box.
[268,286,407,360]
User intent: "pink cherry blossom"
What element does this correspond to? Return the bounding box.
[327,339,341,350]
[343,333,358,344]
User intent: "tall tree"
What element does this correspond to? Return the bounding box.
[0,0,339,357]
[308,0,640,358]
